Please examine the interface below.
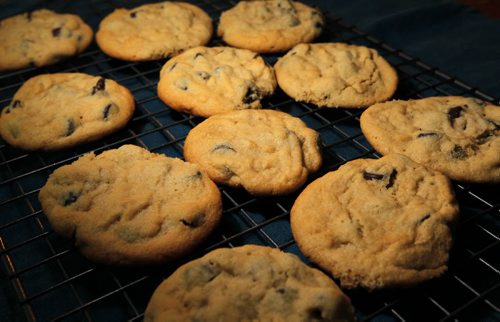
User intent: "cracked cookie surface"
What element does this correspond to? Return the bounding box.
[0,73,135,150]
[96,2,212,61]
[291,154,459,289]
[274,43,398,108]
[38,145,222,265]
[183,109,322,195]
[0,9,93,71]
[144,245,355,322]
[360,96,500,182]
[217,0,324,53]
[158,46,277,117]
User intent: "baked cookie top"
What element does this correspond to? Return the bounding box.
[274,43,398,108]
[96,2,213,61]
[144,245,355,322]
[0,9,93,71]
[38,145,222,265]
[291,154,459,289]
[0,73,135,151]
[183,109,322,196]
[360,96,500,183]
[217,0,324,53]
[158,46,277,118]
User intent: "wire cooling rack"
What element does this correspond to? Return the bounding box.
[0,0,499,321]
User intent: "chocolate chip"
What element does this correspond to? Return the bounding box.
[386,169,398,189]
[362,171,384,181]
[307,308,323,320]
[488,120,500,130]
[91,77,105,95]
[130,11,137,18]
[66,119,75,136]
[52,27,61,37]
[451,145,467,160]
[180,214,205,228]
[26,11,33,21]
[102,104,112,120]
[212,144,236,153]
[447,106,463,127]
[475,130,495,145]
[243,84,261,104]
[196,71,211,81]
[63,192,79,206]
[12,100,22,108]
[169,62,177,72]
[418,214,431,225]
[417,132,439,138]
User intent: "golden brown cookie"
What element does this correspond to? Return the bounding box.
[183,109,322,195]
[96,2,213,61]
[158,46,276,118]
[0,73,135,151]
[38,145,222,265]
[291,154,459,289]
[144,245,355,322]
[0,9,93,71]
[274,42,398,108]
[360,96,500,182]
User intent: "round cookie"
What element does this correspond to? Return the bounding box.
[0,9,93,71]
[38,145,222,265]
[144,245,355,322]
[274,43,398,108]
[291,154,459,290]
[183,109,322,196]
[96,2,213,61]
[360,96,500,183]
[217,0,324,53]
[0,73,135,151]
[158,46,277,118]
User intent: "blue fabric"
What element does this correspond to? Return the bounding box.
[309,0,500,98]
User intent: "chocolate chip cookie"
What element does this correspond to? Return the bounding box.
[0,9,93,71]
[217,0,324,53]
[38,145,222,265]
[183,109,322,195]
[158,46,277,117]
[291,154,459,289]
[360,96,500,182]
[144,245,355,321]
[274,42,398,108]
[0,73,135,150]
[96,2,212,61]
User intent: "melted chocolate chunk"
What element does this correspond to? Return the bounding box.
[66,119,75,136]
[180,214,205,228]
[11,100,22,109]
[63,191,79,206]
[102,104,112,120]
[447,106,463,127]
[91,78,106,95]
[196,71,211,81]
[362,171,384,181]
[130,11,137,18]
[386,169,398,189]
[243,84,261,104]
[418,214,431,225]
[476,130,494,145]
[488,120,500,130]
[451,145,467,160]
[52,27,61,37]
[417,132,439,138]
[212,144,236,153]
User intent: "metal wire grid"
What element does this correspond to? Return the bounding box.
[0,0,498,321]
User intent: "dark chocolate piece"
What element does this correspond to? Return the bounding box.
[362,171,384,181]
[169,62,177,72]
[451,145,467,160]
[447,106,463,127]
[130,11,137,18]
[476,130,494,145]
[385,169,398,189]
[91,77,106,95]
[242,84,261,104]
[418,214,431,225]
[417,132,439,138]
[180,214,205,228]
[63,191,79,206]
[51,27,61,37]
[102,104,112,120]
[66,119,75,136]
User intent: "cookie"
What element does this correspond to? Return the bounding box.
[0,73,135,151]
[274,43,398,108]
[144,245,355,322]
[158,46,277,118]
[183,109,322,195]
[0,9,93,71]
[360,96,500,183]
[217,0,324,53]
[38,145,222,265]
[291,154,459,289]
[96,2,212,61]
